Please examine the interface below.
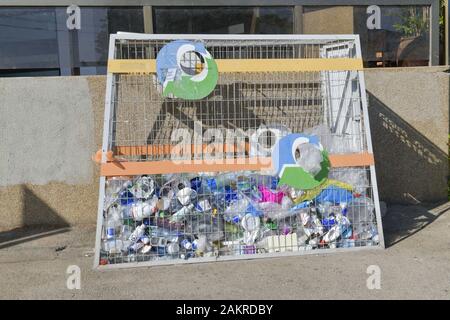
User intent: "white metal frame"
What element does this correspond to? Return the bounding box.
[93,33,385,270]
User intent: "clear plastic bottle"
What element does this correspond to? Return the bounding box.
[170,204,194,223]
[130,176,156,199]
[281,196,294,210]
[128,224,146,242]
[224,197,249,224]
[296,143,323,176]
[322,214,350,243]
[105,206,122,240]
[102,239,124,254]
[130,196,158,221]
[259,202,293,221]
[346,196,375,237]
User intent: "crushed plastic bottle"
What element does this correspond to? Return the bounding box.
[130,176,155,199]
[346,196,375,238]
[130,196,158,221]
[295,143,323,176]
[128,224,146,242]
[101,168,380,265]
[322,214,351,243]
[170,203,194,223]
[329,168,369,195]
[241,214,261,245]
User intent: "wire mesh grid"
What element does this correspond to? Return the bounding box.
[101,167,378,265]
[111,73,366,162]
[96,35,382,268]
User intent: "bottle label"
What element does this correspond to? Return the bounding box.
[106,227,115,239]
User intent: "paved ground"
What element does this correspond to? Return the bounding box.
[0,202,449,300]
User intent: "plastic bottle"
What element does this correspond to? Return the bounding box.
[329,168,369,195]
[119,189,135,206]
[149,226,183,239]
[190,177,202,192]
[224,197,248,224]
[166,242,180,257]
[259,202,294,221]
[282,186,304,202]
[128,224,146,242]
[130,196,158,221]
[170,203,194,223]
[195,198,212,213]
[176,187,197,206]
[105,206,122,240]
[296,226,309,246]
[322,215,350,243]
[192,235,209,254]
[214,172,237,189]
[296,142,323,176]
[223,191,262,224]
[346,196,375,237]
[281,196,294,210]
[130,176,155,199]
[203,177,218,193]
[102,239,124,254]
[168,197,183,214]
[120,224,133,241]
[180,238,193,250]
[308,211,325,236]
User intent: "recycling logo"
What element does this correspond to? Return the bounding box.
[156,40,218,100]
[272,133,330,190]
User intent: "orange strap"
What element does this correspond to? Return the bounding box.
[100,153,374,177]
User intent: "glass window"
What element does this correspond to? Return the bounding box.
[154,7,293,34]
[354,6,430,67]
[302,5,431,67]
[63,7,144,75]
[0,7,144,77]
[0,8,60,75]
[256,7,293,34]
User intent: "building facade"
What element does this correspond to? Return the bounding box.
[0,0,441,77]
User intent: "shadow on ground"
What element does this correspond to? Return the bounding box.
[367,91,448,248]
[383,201,449,248]
[0,186,70,249]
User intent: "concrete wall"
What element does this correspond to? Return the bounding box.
[0,76,105,229]
[365,66,449,204]
[0,68,448,229]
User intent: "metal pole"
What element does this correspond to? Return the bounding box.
[143,5,153,34]
[431,0,440,65]
[294,5,303,34]
[446,0,449,65]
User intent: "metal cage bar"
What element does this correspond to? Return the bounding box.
[94,33,384,269]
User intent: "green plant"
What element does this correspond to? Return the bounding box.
[393,6,430,37]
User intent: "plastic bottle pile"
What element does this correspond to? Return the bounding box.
[100,170,379,265]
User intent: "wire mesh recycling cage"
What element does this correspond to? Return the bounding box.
[94,33,385,269]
